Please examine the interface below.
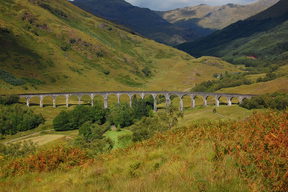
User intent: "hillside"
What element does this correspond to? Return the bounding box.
[158,0,278,30]
[177,0,288,69]
[70,0,197,45]
[1,110,287,191]
[0,0,240,95]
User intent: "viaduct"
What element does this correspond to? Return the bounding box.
[18,91,255,111]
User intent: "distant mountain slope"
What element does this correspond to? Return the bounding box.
[0,0,239,94]
[177,0,288,68]
[159,0,278,30]
[70,0,199,45]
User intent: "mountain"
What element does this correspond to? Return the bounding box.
[159,0,279,30]
[177,0,288,69]
[0,0,239,94]
[70,0,200,45]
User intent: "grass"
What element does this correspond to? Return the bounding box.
[0,0,241,95]
[2,111,287,192]
[104,129,133,149]
[178,105,261,127]
[217,76,288,94]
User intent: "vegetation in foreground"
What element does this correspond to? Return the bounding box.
[0,109,287,192]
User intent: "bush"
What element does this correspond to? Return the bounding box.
[75,121,113,156]
[109,103,134,128]
[130,106,183,142]
[231,112,288,191]
[73,137,113,156]
[2,146,89,176]
[256,72,278,83]
[0,70,25,86]
[79,122,109,142]
[142,67,152,77]
[0,104,44,135]
[192,72,252,92]
[53,105,108,131]
[132,96,153,120]
[240,93,288,110]
[53,111,73,131]
[0,95,19,105]
[0,141,37,158]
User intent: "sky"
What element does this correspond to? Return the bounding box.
[125,0,258,11]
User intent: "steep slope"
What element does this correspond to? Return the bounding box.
[159,0,279,30]
[177,0,288,68]
[70,0,197,45]
[0,0,240,94]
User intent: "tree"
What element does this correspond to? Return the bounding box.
[53,111,73,131]
[79,122,107,142]
[53,105,109,131]
[0,104,44,135]
[132,96,153,120]
[109,103,134,128]
[240,93,288,110]
[0,95,19,105]
[130,105,183,142]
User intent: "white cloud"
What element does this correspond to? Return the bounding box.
[125,0,258,11]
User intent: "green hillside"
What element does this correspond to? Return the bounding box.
[177,0,288,70]
[159,0,278,30]
[0,0,240,94]
[71,0,196,45]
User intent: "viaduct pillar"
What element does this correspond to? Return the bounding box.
[103,94,108,109]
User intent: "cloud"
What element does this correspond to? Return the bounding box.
[125,0,257,11]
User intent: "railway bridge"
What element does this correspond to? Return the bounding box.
[19,91,255,111]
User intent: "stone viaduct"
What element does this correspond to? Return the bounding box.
[18,91,255,111]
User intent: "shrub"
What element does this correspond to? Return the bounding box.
[130,106,183,142]
[142,67,152,77]
[109,103,134,128]
[22,77,45,85]
[2,146,89,176]
[79,122,109,142]
[0,70,25,86]
[0,141,37,158]
[192,72,252,92]
[240,93,288,110]
[0,104,44,135]
[53,111,73,131]
[53,105,108,131]
[0,95,19,105]
[75,120,113,156]
[132,96,153,120]
[231,112,288,191]
[256,72,277,82]
[73,137,113,156]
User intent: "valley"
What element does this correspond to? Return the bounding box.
[0,0,287,192]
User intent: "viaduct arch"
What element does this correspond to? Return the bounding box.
[18,91,255,111]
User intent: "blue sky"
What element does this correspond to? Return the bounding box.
[125,0,258,11]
